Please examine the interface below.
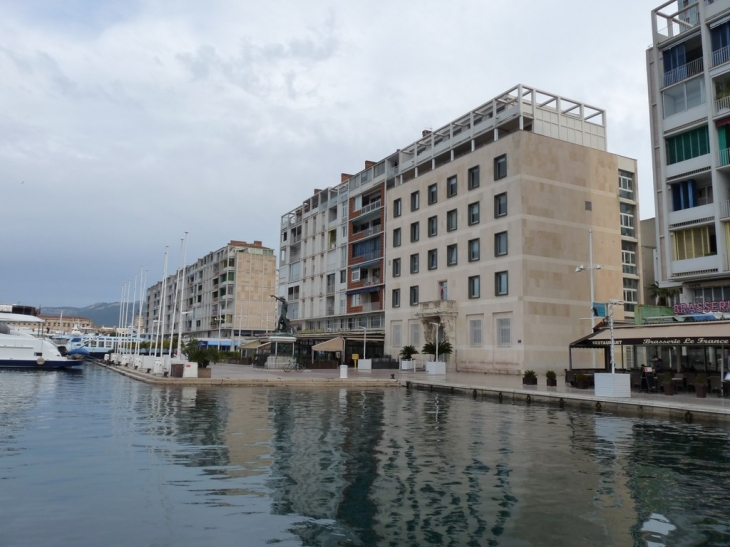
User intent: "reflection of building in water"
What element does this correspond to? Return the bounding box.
[222,388,273,482]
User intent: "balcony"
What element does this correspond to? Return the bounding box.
[663,57,703,87]
[714,45,730,68]
[361,276,382,287]
[352,250,382,262]
[654,1,699,44]
[721,199,730,220]
[668,203,715,227]
[325,306,335,316]
[720,148,730,167]
[359,200,382,215]
[361,302,383,312]
[326,283,335,294]
[715,95,730,116]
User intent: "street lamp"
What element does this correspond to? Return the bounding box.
[359,326,367,360]
[575,229,602,369]
[430,321,440,362]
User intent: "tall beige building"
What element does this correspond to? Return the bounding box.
[145,240,277,346]
[385,85,641,374]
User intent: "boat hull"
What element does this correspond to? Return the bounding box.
[0,358,83,369]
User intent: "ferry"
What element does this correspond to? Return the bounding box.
[52,331,152,359]
[0,312,82,368]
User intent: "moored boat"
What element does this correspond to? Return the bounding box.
[0,312,82,369]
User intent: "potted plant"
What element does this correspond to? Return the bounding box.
[523,370,537,386]
[422,340,453,374]
[663,372,674,396]
[183,338,221,378]
[546,370,557,387]
[575,373,590,389]
[695,374,708,398]
[399,345,419,370]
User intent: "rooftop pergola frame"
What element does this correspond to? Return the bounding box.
[651,0,700,43]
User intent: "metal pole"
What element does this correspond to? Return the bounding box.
[609,301,616,374]
[589,229,596,370]
[363,327,367,360]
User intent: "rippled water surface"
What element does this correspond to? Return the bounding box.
[1,366,730,546]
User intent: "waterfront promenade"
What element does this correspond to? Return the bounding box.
[98,361,730,425]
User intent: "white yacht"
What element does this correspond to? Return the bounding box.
[0,312,81,368]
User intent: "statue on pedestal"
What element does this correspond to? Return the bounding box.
[271,295,292,333]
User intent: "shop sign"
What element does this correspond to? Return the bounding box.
[674,302,730,314]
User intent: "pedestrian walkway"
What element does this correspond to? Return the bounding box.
[98,362,730,425]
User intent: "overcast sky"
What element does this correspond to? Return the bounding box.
[2,0,661,307]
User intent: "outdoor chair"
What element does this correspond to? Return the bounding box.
[685,376,696,393]
[672,374,686,394]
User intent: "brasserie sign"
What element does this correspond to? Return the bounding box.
[674,302,730,314]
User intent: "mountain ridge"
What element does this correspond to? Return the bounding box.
[41,302,143,328]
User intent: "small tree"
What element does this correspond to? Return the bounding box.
[399,345,419,360]
[648,282,679,306]
[421,341,453,360]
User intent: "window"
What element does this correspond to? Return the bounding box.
[620,203,635,237]
[447,244,457,266]
[494,192,507,217]
[340,270,346,283]
[671,178,712,211]
[662,76,705,118]
[665,126,709,165]
[351,293,361,306]
[353,195,362,211]
[623,278,638,313]
[392,323,402,347]
[393,228,401,247]
[494,154,507,180]
[495,271,509,296]
[393,258,401,277]
[392,288,401,308]
[447,209,458,231]
[352,268,360,281]
[468,238,480,262]
[410,253,419,274]
[428,216,438,237]
[410,222,420,242]
[622,241,637,274]
[468,275,480,298]
[411,191,420,211]
[469,319,482,346]
[428,183,438,205]
[468,166,480,190]
[496,317,511,346]
[409,322,420,345]
[393,198,402,218]
[428,249,438,270]
[409,286,419,306]
[495,231,508,256]
[619,171,635,200]
[674,226,716,260]
[468,202,480,225]
[447,175,458,197]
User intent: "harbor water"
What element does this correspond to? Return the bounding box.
[1,365,730,546]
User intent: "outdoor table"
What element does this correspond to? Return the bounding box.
[671,377,686,392]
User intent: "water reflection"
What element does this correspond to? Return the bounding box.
[2,367,730,547]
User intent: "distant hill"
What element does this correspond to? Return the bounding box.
[41,302,144,328]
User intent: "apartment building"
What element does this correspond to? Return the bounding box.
[385,85,640,374]
[647,0,730,309]
[279,164,388,352]
[145,240,277,346]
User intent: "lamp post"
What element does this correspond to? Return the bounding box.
[575,229,602,368]
[359,326,367,360]
[430,321,440,362]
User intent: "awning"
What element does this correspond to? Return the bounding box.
[346,286,380,295]
[239,340,263,350]
[570,321,730,348]
[312,337,345,352]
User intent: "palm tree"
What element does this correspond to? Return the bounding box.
[648,282,679,306]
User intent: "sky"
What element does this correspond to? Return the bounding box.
[2,0,661,307]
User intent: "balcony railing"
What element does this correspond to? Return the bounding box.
[715,95,730,115]
[325,306,335,316]
[361,302,383,312]
[352,250,382,262]
[720,148,730,167]
[663,57,703,87]
[362,276,382,286]
[354,225,382,238]
[326,283,335,294]
[713,45,730,68]
[359,200,382,215]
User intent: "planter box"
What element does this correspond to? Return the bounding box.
[663,382,674,396]
[400,359,415,371]
[358,359,372,371]
[594,373,631,398]
[426,361,446,374]
[197,367,212,379]
[183,361,198,378]
[522,377,537,385]
[696,384,707,398]
[170,363,184,378]
[546,378,557,387]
